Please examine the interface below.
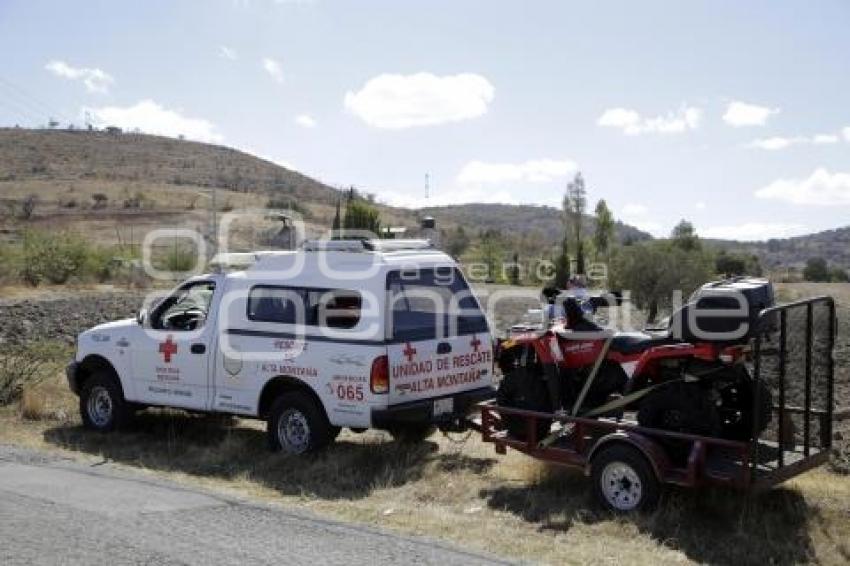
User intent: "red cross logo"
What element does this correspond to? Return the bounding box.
[470,335,482,352]
[402,342,417,362]
[159,335,178,363]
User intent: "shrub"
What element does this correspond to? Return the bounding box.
[0,243,20,284]
[162,245,198,273]
[92,193,108,209]
[17,230,115,286]
[21,194,38,219]
[803,257,829,282]
[266,197,307,215]
[829,266,849,282]
[0,343,53,406]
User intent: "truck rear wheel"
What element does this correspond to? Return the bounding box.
[267,391,335,454]
[591,444,660,513]
[79,372,132,432]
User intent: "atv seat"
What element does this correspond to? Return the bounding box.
[609,331,676,355]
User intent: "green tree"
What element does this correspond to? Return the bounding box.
[829,266,849,282]
[444,225,471,257]
[593,198,615,261]
[803,257,829,282]
[671,219,700,251]
[715,250,763,277]
[331,198,341,238]
[610,240,713,323]
[563,172,587,274]
[553,234,571,288]
[342,199,381,237]
[479,229,504,282]
[509,251,520,286]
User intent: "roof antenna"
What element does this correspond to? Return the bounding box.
[425,172,430,200]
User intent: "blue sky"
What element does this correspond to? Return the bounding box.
[1,0,849,240]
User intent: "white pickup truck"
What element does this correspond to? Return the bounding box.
[66,240,494,453]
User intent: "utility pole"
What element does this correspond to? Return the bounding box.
[211,184,218,256]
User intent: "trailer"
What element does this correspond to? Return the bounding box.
[477,296,837,512]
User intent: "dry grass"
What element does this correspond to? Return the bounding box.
[2,369,849,565]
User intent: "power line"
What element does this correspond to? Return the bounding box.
[0,96,42,125]
[0,75,75,126]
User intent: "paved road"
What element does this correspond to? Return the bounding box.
[0,445,514,566]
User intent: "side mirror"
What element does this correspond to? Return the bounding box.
[136,308,147,325]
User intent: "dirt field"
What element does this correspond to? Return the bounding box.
[0,282,848,565]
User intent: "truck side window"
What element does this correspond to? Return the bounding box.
[247,286,361,329]
[309,289,362,329]
[247,287,305,324]
[151,281,216,331]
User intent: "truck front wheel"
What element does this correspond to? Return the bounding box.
[79,373,132,432]
[267,392,336,454]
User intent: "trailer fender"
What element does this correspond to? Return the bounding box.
[585,431,671,482]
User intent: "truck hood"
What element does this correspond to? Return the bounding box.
[82,318,136,337]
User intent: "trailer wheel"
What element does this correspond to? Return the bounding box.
[591,444,660,513]
[79,372,132,432]
[267,391,335,454]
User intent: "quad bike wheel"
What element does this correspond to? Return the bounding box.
[637,382,721,437]
[715,370,772,441]
[496,367,552,442]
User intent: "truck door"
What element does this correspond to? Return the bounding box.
[131,279,219,410]
[386,267,492,409]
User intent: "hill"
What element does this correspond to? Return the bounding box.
[3,127,844,274]
[421,203,650,245]
[0,128,650,255]
[708,227,850,272]
[0,127,338,203]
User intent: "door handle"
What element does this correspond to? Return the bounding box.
[191,344,206,354]
[437,342,452,354]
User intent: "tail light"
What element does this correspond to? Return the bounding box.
[370,355,389,394]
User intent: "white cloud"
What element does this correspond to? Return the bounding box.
[344,72,494,129]
[219,46,237,60]
[695,201,706,210]
[294,114,316,128]
[262,57,284,83]
[813,133,839,144]
[85,99,224,143]
[747,133,839,150]
[843,126,850,142]
[700,223,807,241]
[747,136,801,150]
[45,60,114,93]
[597,105,701,135]
[456,158,576,186]
[755,168,850,206]
[722,101,779,127]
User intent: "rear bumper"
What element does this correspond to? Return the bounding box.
[371,386,495,429]
[66,361,81,395]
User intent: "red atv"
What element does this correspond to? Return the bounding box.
[495,278,774,444]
